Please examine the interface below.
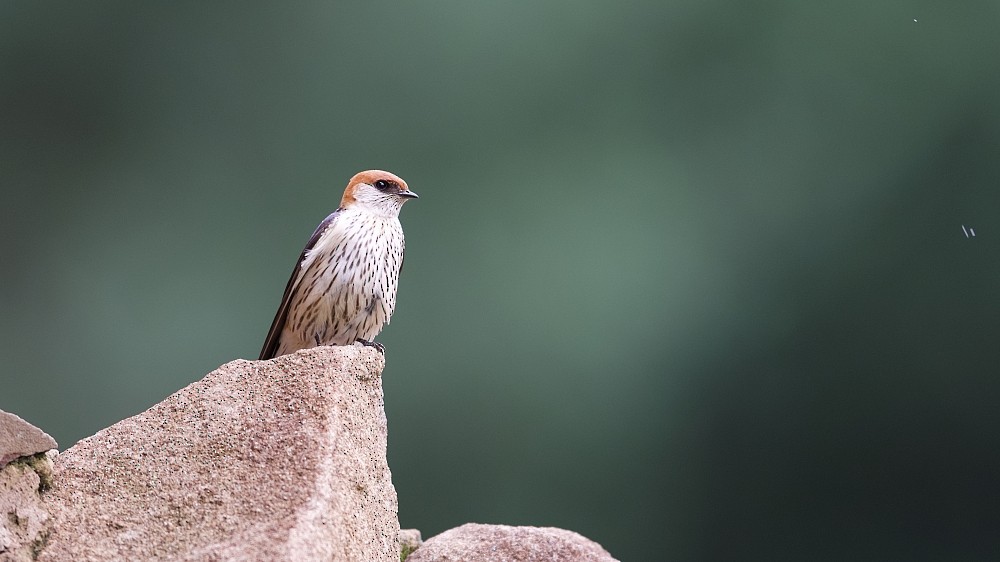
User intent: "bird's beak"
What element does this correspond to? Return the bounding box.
[398,190,419,199]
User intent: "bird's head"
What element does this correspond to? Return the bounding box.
[340,170,418,217]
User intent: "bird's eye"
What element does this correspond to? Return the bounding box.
[374,179,391,191]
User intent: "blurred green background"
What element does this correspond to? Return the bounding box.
[2,1,999,559]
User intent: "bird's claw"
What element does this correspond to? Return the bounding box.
[355,338,385,354]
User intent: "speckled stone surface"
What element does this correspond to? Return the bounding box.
[0,410,57,562]
[38,345,399,562]
[1,452,55,562]
[0,410,57,467]
[406,523,619,562]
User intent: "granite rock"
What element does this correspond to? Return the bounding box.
[405,523,618,562]
[0,411,57,467]
[38,345,399,562]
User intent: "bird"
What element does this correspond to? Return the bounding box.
[259,170,418,360]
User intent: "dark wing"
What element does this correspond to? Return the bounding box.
[258,210,341,360]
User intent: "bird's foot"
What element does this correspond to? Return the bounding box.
[355,338,385,354]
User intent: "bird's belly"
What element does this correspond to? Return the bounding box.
[313,274,391,344]
[290,223,403,348]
